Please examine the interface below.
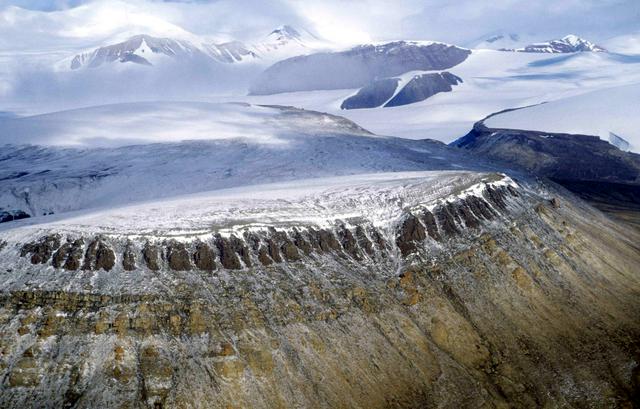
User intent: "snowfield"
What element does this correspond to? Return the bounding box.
[242,49,640,143]
[0,101,372,147]
[485,83,640,153]
[0,102,489,223]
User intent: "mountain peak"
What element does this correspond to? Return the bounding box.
[559,34,605,51]
[268,25,302,41]
[562,34,582,45]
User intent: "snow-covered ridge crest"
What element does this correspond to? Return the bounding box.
[355,40,469,51]
[69,33,258,69]
[0,171,524,275]
[440,173,517,205]
[483,83,640,153]
[0,172,501,237]
[67,24,328,70]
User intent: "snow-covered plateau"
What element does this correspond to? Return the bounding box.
[0,102,487,221]
[0,171,508,238]
[484,83,640,153]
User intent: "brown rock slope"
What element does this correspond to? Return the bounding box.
[0,173,639,408]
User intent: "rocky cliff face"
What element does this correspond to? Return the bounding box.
[453,118,640,225]
[0,172,639,408]
[453,119,640,184]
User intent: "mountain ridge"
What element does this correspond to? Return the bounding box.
[501,34,606,53]
[68,24,326,70]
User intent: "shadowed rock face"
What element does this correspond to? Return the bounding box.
[0,210,30,224]
[341,78,399,110]
[122,243,136,271]
[249,41,470,95]
[1,178,640,408]
[193,242,216,271]
[19,234,61,264]
[166,241,192,271]
[385,72,462,107]
[454,120,640,184]
[143,244,161,271]
[340,72,462,110]
[453,117,640,223]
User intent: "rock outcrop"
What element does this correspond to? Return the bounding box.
[385,72,462,107]
[0,210,30,224]
[341,72,463,110]
[452,116,640,224]
[13,182,519,274]
[341,78,399,110]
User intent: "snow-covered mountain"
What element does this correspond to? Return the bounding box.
[502,35,606,53]
[252,25,322,59]
[69,34,257,69]
[69,25,326,70]
[1,105,639,409]
[2,2,640,408]
[249,41,470,95]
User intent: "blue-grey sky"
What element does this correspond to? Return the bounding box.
[0,0,637,44]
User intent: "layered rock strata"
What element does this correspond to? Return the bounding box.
[0,175,639,408]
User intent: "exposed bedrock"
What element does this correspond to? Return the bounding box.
[453,118,640,225]
[340,78,399,110]
[340,72,462,110]
[454,120,640,185]
[384,72,462,108]
[1,181,640,408]
[0,210,30,224]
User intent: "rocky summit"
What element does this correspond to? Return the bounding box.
[0,171,639,408]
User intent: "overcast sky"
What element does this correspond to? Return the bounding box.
[0,0,637,46]
[0,0,637,115]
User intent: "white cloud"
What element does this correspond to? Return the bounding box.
[2,0,637,45]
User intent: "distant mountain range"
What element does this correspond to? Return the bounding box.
[471,32,607,54]
[69,25,323,70]
[501,34,606,53]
